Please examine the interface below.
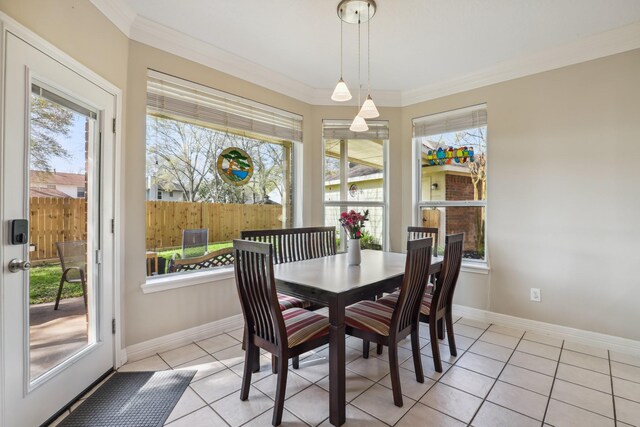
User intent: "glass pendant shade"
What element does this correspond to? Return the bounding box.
[349,115,369,132]
[331,78,352,102]
[358,95,379,118]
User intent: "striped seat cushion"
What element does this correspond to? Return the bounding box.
[376,291,399,308]
[420,293,433,315]
[345,300,394,336]
[278,293,312,311]
[283,308,329,348]
[377,291,433,315]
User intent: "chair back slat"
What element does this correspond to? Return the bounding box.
[407,226,439,257]
[432,233,464,314]
[391,238,433,333]
[241,227,336,264]
[233,240,285,348]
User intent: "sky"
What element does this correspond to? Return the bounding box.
[47,113,88,175]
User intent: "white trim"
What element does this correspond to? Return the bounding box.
[90,1,640,107]
[460,262,489,275]
[141,267,235,294]
[89,0,136,37]
[453,304,640,357]
[131,15,337,106]
[402,22,640,106]
[125,314,244,363]
[0,17,7,427]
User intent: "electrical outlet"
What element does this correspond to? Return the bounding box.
[530,288,541,302]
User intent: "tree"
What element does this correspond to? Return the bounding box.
[147,116,289,204]
[148,117,218,202]
[30,95,73,171]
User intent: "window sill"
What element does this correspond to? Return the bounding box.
[141,267,235,294]
[461,261,490,275]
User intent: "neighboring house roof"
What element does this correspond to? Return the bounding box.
[30,187,71,198]
[30,170,85,187]
[325,164,382,182]
[146,177,184,192]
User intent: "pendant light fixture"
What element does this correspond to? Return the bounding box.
[358,2,379,119]
[334,0,377,132]
[349,14,368,132]
[331,17,352,102]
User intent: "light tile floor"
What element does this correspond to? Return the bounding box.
[51,313,640,426]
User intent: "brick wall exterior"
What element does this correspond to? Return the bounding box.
[445,174,483,254]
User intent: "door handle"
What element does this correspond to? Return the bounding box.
[8,259,31,273]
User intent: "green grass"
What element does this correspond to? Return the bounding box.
[29,242,235,303]
[29,263,83,305]
[155,242,233,262]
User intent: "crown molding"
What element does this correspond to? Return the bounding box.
[91,1,640,108]
[401,21,640,106]
[130,15,351,105]
[90,0,136,37]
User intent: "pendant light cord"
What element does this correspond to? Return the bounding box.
[340,17,344,79]
[357,15,361,110]
[367,3,371,95]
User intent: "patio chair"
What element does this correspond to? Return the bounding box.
[181,228,209,259]
[344,237,433,407]
[233,239,329,426]
[54,241,87,313]
[378,233,463,372]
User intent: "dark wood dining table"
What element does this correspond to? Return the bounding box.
[272,249,442,426]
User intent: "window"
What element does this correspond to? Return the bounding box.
[76,187,85,198]
[145,71,301,278]
[413,104,487,262]
[323,120,388,251]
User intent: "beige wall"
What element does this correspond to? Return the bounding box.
[4,1,640,347]
[124,41,317,345]
[0,0,128,89]
[403,48,640,340]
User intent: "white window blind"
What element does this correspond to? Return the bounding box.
[413,104,487,138]
[322,120,389,140]
[147,70,303,142]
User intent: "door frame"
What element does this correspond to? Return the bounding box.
[0,10,124,423]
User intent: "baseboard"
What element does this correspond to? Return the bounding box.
[123,306,640,366]
[124,314,244,363]
[453,304,640,356]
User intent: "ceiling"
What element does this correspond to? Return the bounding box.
[92,0,640,106]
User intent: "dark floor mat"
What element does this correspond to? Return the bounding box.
[58,370,196,427]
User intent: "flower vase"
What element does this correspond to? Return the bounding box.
[347,238,361,266]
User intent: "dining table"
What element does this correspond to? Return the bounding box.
[272,249,442,426]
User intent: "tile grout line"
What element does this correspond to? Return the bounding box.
[466,326,526,427]
[390,316,483,426]
[608,349,618,426]
[540,339,564,426]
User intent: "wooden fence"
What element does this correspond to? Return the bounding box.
[146,201,285,250]
[30,197,87,261]
[28,198,286,261]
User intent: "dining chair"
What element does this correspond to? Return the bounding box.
[241,227,336,370]
[54,241,87,313]
[344,237,433,407]
[378,233,463,372]
[233,239,330,426]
